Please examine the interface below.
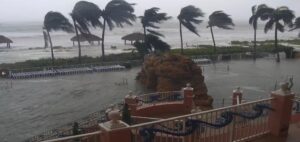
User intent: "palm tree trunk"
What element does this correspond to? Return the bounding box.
[253,28,257,60]
[179,21,184,55]
[43,30,49,48]
[47,30,55,66]
[275,22,280,62]
[143,26,147,44]
[143,26,151,52]
[72,18,82,63]
[101,19,106,61]
[143,26,149,51]
[209,26,216,54]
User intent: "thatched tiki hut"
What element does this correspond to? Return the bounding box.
[70,34,102,46]
[121,32,144,45]
[0,35,13,48]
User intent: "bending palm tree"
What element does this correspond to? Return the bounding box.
[140,7,171,48]
[43,11,73,66]
[260,6,295,62]
[249,4,269,60]
[290,17,300,37]
[100,0,136,61]
[133,34,171,55]
[207,11,234,54]
[178,5,204,54]
[71,1,102,63]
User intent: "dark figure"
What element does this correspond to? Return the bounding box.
[72,122,80,135]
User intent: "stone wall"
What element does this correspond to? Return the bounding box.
[137,54,213,108]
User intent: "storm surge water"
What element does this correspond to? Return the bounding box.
[0,20,299,63]
[0,59,300,142]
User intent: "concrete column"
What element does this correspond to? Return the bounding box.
[268,83,295,136]
[183,83,194,112]
[232,87,243,105]
[99,109,131,142]
[124,91,138,115]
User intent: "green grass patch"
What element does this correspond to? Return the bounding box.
[0,44,294,71]
[0,52,142,71]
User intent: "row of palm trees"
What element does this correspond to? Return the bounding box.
[249,4,299,62]
[43,1,300,66]
[44,0,136,65]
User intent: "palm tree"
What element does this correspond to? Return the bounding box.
[290,17,300,37]
[140,7,171,44]
[100,0,136,61]
[71,1,102,63]
[207,11,234,54]
[178,5,204,54]
[43,11,73,66]
[134,34,170,55]
[260,6,295,62]
[145,34,171,53]
[249,4,269,60]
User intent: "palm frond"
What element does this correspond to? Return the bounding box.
[71,13,90,34]
[249,15,258,29]
[44,11,74,33]
[276,7,295,26]
[103,0,136,30]
[146,34,170,52]
[181,21,199,36]
[251,5,257,15]
[261,6,295,33]
[249,15,255,25]
[147,29,164,37]
[256,7,274,21]
[249,4,270,29]
[178,5,204,36]
[208,11,234,29]
[264,19,274,33]
[141,7,171,29]
[72,1,102,31]
[277,23,284,32]
[290,17,300,31]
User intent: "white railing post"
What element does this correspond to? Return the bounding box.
[232,87,243,105]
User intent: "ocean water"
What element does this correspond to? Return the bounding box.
[0,20,299,64]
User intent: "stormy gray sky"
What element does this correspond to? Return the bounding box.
[0,0,300,22]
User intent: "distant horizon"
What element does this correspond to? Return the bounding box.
[0,0,300,23]
[0,19,254,24]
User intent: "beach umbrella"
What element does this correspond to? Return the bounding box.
[121,32,144,45]
[0,35,13,48]
[70,34,102,45]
